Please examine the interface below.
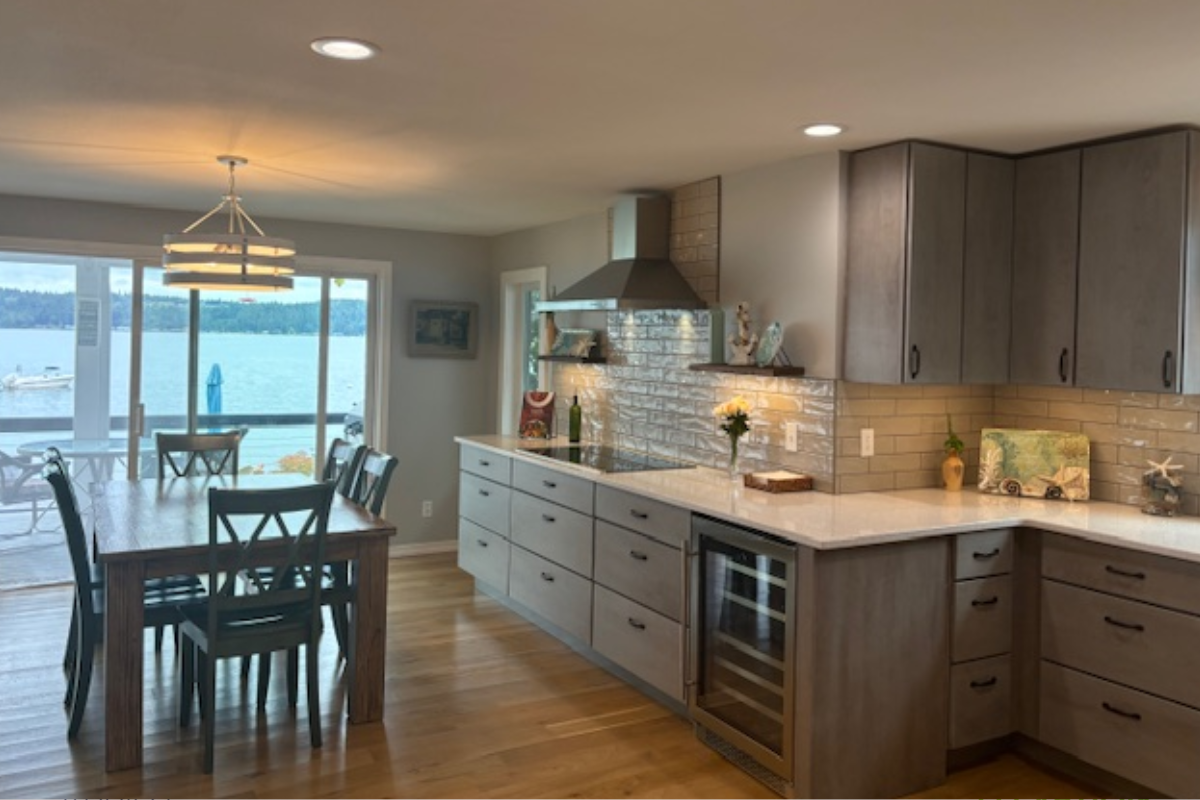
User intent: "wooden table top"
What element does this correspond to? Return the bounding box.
[93,474,395,563]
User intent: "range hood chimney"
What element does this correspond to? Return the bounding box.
[535,194,707,312]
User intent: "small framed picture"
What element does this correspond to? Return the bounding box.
[408,300,478,358]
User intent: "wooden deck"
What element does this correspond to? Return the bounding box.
[0,552,1090,798]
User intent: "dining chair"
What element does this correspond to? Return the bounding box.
[43,458,206,738]
[322,438,365,498]
[156,430,242,478]
[178,481,336,773]
[348,448,398,516]
[0,448,55,535]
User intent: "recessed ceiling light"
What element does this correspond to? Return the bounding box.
[310,37,380,61]
[803,123,843,137]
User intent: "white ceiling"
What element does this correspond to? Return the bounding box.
[5,0,1200,236]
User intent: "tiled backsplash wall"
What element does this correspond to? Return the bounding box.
[670,178,721,304]
[551,310,836,492]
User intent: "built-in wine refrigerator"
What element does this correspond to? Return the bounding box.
[690,514,797,795]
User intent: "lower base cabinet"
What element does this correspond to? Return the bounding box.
[592,585,683,700]
[949,655,1012,748]
[1040,662,1200,798]
[508,546,593,644]
[457,518,510,593]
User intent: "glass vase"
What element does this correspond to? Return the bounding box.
[728,435,741,479]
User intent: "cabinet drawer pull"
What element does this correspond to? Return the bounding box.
[630,510,649,520]
[1163,350,1174,389]
[541,513,556,523]
[1105,564,1146,580]
[629,550,649,561]
[909,345,921,379]
[542,479,557,489]
[479,459,491,467]
[627,617,646,630]
[971,596,1000,607]
[540,572,555,582]
[1104,615,1145,632]
[478,489,491,497]
[1058,348,1070,383]
[969,676,998,689]
[972,548,1000,560]
[1102,701,1142,721]
[476,539,488,548]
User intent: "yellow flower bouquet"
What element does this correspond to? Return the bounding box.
[714,395,752,475]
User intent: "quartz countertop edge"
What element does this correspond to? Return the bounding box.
[456,435,1200,564]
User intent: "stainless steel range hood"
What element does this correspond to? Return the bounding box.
[535,194,707,312]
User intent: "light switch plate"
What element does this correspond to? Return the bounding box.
[785,422,799,452]
[861,428,875,457]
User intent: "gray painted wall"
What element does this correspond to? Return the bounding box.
[721,152,845,379]
[0,193,491,546]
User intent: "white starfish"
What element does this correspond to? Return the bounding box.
[1145,456,1184,479]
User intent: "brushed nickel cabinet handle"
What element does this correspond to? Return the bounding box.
[630,510,649,520]
[479,459,491,467]
[627,618,646,630]
[478,489,490,497]
[543,479,557,489]
[540,572,555,582]
[541,513,556,523]
[476,539,488,548]
[629,550,649,561]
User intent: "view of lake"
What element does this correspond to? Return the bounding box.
[0,328,367,466]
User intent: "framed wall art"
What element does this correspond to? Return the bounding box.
[408,300,478,358]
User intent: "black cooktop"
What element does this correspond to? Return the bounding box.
[525,445,694,473]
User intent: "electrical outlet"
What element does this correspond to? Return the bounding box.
[421,500,433,518]
[860,428,875,458]
[785,421,799,452]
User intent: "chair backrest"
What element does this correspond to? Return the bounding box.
[204,482,336,636]
[157,431,242,478]
[42,460,96,619]
[350,448,397,516]
[322,438,365,498]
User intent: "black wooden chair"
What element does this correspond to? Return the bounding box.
[323,438,365,498]
[178,481,336,773]
[43,458,205,738]
[156,430,242,478]
[348,448,397,517]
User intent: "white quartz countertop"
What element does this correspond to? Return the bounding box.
[456,435,1200,564]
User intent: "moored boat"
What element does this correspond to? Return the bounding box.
[1,366,74,390]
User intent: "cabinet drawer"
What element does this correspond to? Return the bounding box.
[594,520,682,621]
[952,575,1013,663]
[1040,661,1200,798]
[592,585,683,701]
[595,485,690,548]
[1043,533,1200,616]
[954,529,1014,579]
[510,491,594,577]
[457,518,509,593]
[1041,579,1200,708]
[509,546,592,644]
[458,471,511,537]
[512,460,594,514]
[459,443,511,485]
[950,655,1013,748]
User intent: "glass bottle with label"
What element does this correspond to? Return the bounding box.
[568,395,582,443]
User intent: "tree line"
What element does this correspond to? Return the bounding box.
[0,289,367,336]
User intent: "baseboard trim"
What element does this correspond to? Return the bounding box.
[388,540,457,558]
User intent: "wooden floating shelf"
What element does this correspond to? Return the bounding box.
[688,363,806,377]
[537,355,607,364]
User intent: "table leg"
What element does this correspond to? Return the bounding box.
[349,538,388,723]
[105,560,145,772]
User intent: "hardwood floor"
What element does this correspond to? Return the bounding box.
[0,552,1092,798]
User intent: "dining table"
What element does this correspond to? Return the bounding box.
[91,473,396,772]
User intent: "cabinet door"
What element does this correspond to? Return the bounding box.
[961,153,1013,383]
[1076,131,1188,391]
[845,142,909,383]
[904,143,966,384]
[1010,149,1080,386]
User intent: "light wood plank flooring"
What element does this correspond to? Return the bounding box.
[0,552,1091,798]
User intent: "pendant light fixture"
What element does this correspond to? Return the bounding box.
[162,155,295,291]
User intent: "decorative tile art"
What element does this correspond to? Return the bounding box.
[978,428,1090,502]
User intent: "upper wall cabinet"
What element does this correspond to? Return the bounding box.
[1076,131,1198,393]
[844,142,1013,384]
[1010,149,1082,385]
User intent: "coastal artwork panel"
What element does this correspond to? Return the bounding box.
[978,428,1090,501]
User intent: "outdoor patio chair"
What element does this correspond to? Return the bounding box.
[0,448,55,535]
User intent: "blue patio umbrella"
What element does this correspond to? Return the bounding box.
[205,363,223,416]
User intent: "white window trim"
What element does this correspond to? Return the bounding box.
[497,266,547,435]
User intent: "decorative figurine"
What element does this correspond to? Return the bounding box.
[1142,455,1183,516]
[727,301,759,366]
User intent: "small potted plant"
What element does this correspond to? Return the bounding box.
[943,414,965,491]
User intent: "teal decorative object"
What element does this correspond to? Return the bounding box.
[978,428,1090,501]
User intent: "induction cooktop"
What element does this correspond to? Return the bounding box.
[525,444,694,473]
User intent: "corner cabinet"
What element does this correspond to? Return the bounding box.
[844,141,1012,384]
